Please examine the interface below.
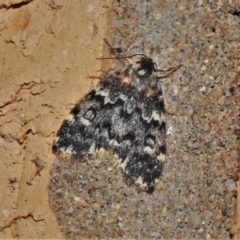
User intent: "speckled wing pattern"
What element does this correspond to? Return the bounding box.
[53,56,171,191]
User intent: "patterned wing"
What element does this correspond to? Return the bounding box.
[111,83,166,189]
[52,80,122,159]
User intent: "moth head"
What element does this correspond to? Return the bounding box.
[135,57,156,79]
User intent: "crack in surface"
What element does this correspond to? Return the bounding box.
[0,213,44,232]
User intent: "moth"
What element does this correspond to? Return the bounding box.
[52,51,180,192]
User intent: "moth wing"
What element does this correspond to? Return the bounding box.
[52,81,124,160]
[112,86,166,189]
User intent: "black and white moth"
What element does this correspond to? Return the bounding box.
[52,54,180,191]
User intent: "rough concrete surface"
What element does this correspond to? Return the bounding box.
[0,0,239,239]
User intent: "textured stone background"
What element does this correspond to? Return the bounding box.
[0,0,111,238]
[0,0,239,239]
